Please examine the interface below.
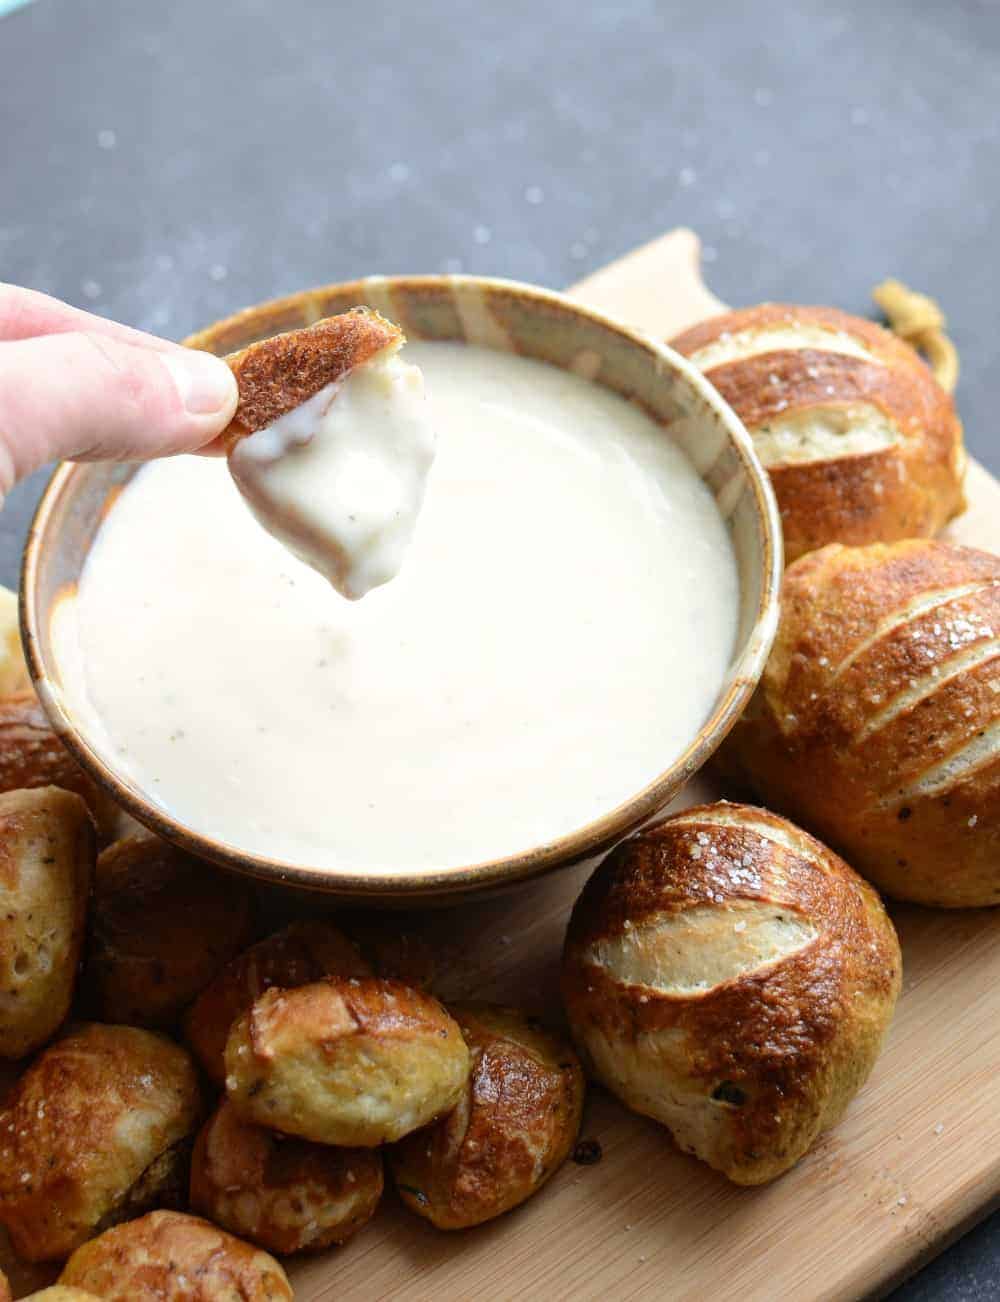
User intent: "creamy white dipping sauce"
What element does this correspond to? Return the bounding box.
[229,347,436,600]
[55,342,739,872]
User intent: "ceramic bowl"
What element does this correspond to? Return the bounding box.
[21,275,782,900]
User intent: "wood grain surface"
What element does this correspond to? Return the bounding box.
[4,230,998,1301]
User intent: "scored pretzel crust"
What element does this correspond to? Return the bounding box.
[561,801,901,1184]
[670,304,966,562]
[218,308,403,452]
[714,540,1000,906]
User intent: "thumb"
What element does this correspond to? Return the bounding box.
[0,331,237,491]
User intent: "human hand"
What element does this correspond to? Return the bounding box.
[0,284,238,496]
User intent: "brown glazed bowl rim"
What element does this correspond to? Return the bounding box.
[21,274,783,900]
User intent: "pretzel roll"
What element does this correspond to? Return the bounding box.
[347,916,437,989]
[183,919,371,1085]
[562,803,900,1185]
[671,305,965,562]
[390,1004,585,1229]
[85,831,256,1028]
[0,1024,202,1261]
[190,1096,383,1254]
[225,977,470,1147]
[0,694,118,841]
[0,787,95,1059]
[717,539,1000,906]
[59,1211,292,1301]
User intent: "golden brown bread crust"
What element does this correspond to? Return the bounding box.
[225,976,471,1147]
[715,540,1000,906]
[218,307,403,450]
[183,919,371,1085]
[0,1023,203,1260]
[670,304,965,562]
[190,1096,383,1254]
[19,1289,102,1300]
[562,802,901,1184]
[390,1003,584,1229]
[0,695,118,841]
[673,301,911,360]
[85,831,256,1028]
[59,1211,292,1301]
[98,1135,194,1230]
[346,915,437,989]
[0,787,94,1058]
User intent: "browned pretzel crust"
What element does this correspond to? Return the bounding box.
[715,540,1000,906]
[219,308,403,451]
[671,304,965,563]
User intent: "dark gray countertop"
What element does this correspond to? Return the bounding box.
[2,1,998,1296]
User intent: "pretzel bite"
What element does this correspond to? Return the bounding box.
[671,304,965,562]
[220,309,435,599]
[190,1096,382,1254]
[59,1211,292,1301]
[0,695,117,840]
[225,977,471,1146]
[0,585,31,697]
[0,1024,203,1260]
[347,915,437,988]
[85,831,255,1027]
[21,1290,101,1301]
[562,803,901,1185]
[183,919,371,1084]
[219,308,402,451]
[716,539,1000,906]
[390,1004,585,1228]
[0,787,94,1059]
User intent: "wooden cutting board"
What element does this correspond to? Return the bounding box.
[5,231,1000,1301]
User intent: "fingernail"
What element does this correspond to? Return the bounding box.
[163,349,237,416]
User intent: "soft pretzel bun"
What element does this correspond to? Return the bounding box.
[562,802,901,1185]
[0,694,118,841]
[0,1024,203,1260]
[0,787,94,1059]
[224,976,471,1147]
[59,1211,292,1301]
[670,304,965,562]
[716,539,1000,906]
[346,916,438,989]
[85,831,255,1029]
[183,920,371,1085]
[390,1003,585,1229]
[190,1096,383,1254]
[216,308,403,452]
